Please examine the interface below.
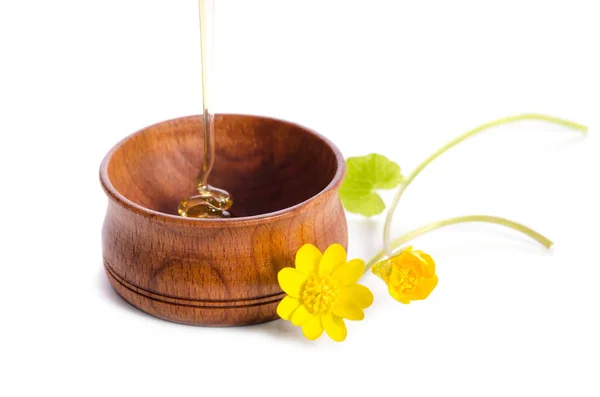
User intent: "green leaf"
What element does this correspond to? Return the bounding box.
[339,154,403,217]
[339,192,386,217]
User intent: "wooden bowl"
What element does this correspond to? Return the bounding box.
[100,115,347,326]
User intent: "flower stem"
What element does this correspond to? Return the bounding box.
[365,215,553,273]
[383,114,588,256]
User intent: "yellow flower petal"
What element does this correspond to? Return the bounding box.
[322,314,347,342]
[388,285,411,304]
[413,250,435,277]
[302,315,324,340]
[291,305,312,326]
[404,288,422,301]
[333,259,364,286]
[420,275,438,299]
[389,266,406,286]
[332,300,364,320]
[340,284,374,309]
[319,244,347,276]
[295,244,322,276]
[276,296,301,320]
[278,268,308,298]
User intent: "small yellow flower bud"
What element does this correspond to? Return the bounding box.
[372,247,438,304]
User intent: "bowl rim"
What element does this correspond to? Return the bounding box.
[99,114,346,227]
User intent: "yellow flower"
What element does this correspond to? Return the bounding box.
[372,246,438,304]
[277,244,374,342]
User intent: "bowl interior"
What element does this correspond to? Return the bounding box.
[104,115,341,218]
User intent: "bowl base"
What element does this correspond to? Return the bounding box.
[104,262,282,327]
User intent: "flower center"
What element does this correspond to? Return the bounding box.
[301,276,339,314]
[396,267,420,293]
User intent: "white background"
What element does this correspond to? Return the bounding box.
[1,0,598,396]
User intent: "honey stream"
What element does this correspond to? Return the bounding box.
[178,0,233,218]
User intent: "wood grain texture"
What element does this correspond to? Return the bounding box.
[100,114,347,326]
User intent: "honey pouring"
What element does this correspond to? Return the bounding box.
[178,0,233,218]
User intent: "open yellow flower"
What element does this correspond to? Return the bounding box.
[277,244,374,342]
[372,246,438,304]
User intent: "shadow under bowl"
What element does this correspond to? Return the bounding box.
[100,114,347,326]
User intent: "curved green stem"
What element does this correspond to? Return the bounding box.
[383,114,587,255]
[365,215,553,273]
